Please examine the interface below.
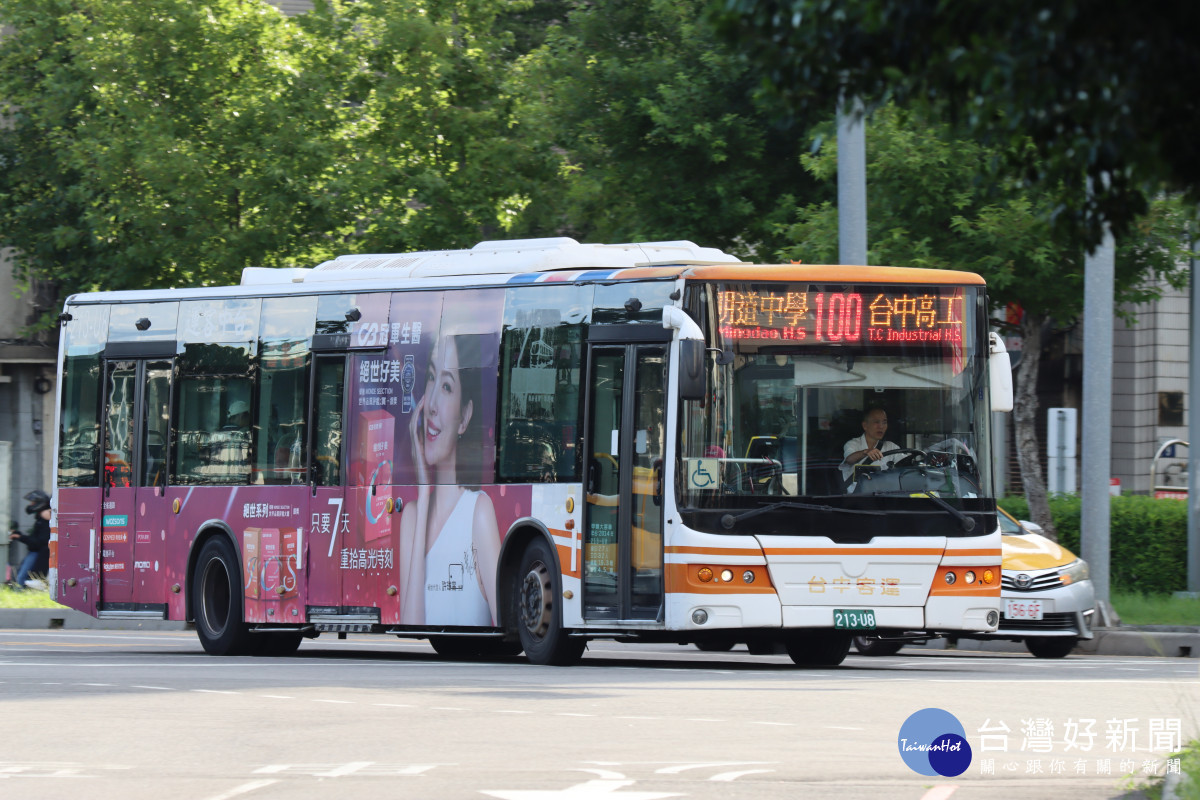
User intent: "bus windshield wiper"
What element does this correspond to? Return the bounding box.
[720,501,887,529]
[875,491,977,532]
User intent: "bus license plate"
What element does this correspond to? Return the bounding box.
[1004,599,1044,620]
[833,609,876,630]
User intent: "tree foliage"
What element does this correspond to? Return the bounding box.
[509,0,817,259]
[709,0,1200,247]
[0,0,536,298]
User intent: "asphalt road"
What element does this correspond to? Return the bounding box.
[1,631,1196,800]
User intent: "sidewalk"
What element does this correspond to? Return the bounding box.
[0,609,1197,656]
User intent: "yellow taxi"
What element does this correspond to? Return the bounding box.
[854,507,1096,658]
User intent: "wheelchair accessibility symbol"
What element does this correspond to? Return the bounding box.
[687,458,720,490]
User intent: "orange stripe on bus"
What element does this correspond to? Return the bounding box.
[763,548,944,557]
[943,549,1002,558]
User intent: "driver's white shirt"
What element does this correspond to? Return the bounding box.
[840,434,901,482]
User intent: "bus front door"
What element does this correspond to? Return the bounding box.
[99,358,173,611]
[583,340,667,622]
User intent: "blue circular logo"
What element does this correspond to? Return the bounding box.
[898,708,972,777]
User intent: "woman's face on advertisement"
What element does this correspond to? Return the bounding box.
[423,336,472,466]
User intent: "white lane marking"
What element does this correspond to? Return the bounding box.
[710,769,774,781]
[919,786,957,800]
[493,709,533,714]
[576,768,627,780]
[373,703,414,708]
[131,685,174,691]
[555,713,596,717]
[193,689,239,695]
[656,763,771,775]
[684,718,722,723]
[312,699,354,704]
[481,779,682,799]
[616,716,660,720]
[204,779,278,800]
[316,762,372,777]
[80,682,113,687]
[260,695,294,699]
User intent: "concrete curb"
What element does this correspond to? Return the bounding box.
[0,608,188,631]
[0,609,1196,656]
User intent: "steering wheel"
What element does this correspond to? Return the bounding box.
[864,447,936,468]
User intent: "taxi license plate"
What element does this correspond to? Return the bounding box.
[1004,599,1044,620]
[833,609,876,630]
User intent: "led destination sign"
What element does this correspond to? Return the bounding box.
[716,285,966,345]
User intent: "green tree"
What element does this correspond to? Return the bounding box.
[0,0,537,307]
[780,105,1191,535]
[510,0,819,259]
[306,0,541,252]
[708,0,1200,248]
[0,0,356,296]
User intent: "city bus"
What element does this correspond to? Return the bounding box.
[50,238,1010,666]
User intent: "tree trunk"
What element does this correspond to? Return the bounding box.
[1012,311,1057,540]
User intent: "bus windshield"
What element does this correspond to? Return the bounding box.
[679,281,994,533]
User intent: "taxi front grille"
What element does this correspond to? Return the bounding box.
[1002,571,1063,592]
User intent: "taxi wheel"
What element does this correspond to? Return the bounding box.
[852,635,905,656]
[1025,636,1078,658]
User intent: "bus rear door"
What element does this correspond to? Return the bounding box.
[305,353,348,615]
[583,328,668,622]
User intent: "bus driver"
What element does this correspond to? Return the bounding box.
[840,407,901,487]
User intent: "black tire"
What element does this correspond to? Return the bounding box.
[429,636,523,661]
[514,538,585,666]
[1025,636,1077,659]
[253,632,304,657]
[694,640,736,652]
[853,635,905,656]
[784,630,853,666]
[192,536,254,656]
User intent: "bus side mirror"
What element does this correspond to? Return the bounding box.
[679,339,706,401]
[989,332,1013,412]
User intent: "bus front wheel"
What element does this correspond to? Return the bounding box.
[784,630,852,667]
[192,536,254,656]
[514,538,585,666]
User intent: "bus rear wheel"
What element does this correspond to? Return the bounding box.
[514,538,585,666]
[192,536,254,656]
[784,630,853,666]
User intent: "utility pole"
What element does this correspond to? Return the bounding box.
[1081,219,1115,617]
[837,97,867,266]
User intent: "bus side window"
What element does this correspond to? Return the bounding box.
[171,343,253,486]
[312,356,345,487]
[497,285,590,483]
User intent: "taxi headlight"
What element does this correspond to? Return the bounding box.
[1059,558,1089,585]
